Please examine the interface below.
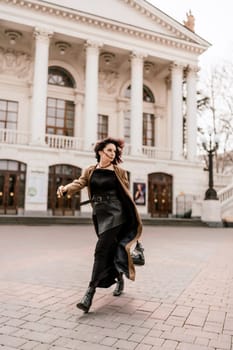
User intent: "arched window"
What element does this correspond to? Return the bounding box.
[124,85,155,103]
[46,66,75,137]
[143,85,155,103]
[48,66,75,88]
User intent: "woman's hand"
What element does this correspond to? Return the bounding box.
[57,185,67,198]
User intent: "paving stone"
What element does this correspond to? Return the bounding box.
[1,225,233,350]
[161,339,179,349]
[0,334,26,347]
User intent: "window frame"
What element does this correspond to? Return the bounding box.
[97,114,108,140]
[0,99,18,130]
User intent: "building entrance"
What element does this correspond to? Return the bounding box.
[48,164,81,216]
[148,173,172,217]
[0,160,26,214]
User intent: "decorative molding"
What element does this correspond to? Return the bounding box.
[100,52,115,66]
[130,51,147,60]
[165,75,171,89]
[186,64,200,74]
[144,61,154,74]
[169,62,186,72]
[0,46,32,78]
[2,0,206,55]
[4,29,22,44]
[74,90,84,105]
[85,40,103,50]
[154,105,165,118]
[34,27,53,42]
[117,98,127,112]
[55,41,71,55]
[99,70,119,94]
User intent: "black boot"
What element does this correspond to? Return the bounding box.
[113,274,124,296]
[76,286,96,313]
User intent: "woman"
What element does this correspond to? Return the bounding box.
[57,137,142,313]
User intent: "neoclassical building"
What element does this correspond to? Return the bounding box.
[0,0,210,217]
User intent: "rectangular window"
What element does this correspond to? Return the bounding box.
[0,99,18,130]
[46,98,75,136]
[98,114,108,139]
[143,113,155,146]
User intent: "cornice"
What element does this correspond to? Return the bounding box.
[2,0,207,54]
[120,0,192,42]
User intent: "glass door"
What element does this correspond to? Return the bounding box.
[0,174,4,214]
[48,164,81,216]
[0,173,17,214]
[0,160,26,215]
[149,173,173,217]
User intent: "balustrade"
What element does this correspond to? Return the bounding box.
[0,128,30,145]
[1,129,173,160]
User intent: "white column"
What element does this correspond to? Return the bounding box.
[154,106,163,147]
[186,65,198,161]
[30,28,52,145]
[83,40,101,150]
[130,52,145,156]
[117,98,127,138]
[170,62,184,160]
[74,91,84,139]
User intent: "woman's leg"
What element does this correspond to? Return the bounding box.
[90,225,122,287]
[77,225,123,313]
[113,272,124,296]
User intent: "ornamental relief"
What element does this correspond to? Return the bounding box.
[99,70,119,94]
[0,47,32,79]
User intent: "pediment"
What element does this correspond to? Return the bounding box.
[41,0,209,47]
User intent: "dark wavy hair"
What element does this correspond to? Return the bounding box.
[94,137,125,164]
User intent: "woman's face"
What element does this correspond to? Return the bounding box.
[99,143,116,162]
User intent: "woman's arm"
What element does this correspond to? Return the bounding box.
[57,167,90,197]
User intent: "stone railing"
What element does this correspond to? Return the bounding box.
[1,129,173,160]
[215,173,233,189]
[124,143,172,160]
[142,145,172,160]
[45,134,84,150]
[218,183,233,216]
[0,128,30,145]
[218,183,233,204]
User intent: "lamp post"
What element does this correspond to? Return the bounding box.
[202,134,219,200]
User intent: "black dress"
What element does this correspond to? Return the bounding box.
[89,169,127,288]
[91,169,126,234]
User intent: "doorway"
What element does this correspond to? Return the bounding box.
[148,172,172,217]
[48,164,81,216]
[0,160,26,214]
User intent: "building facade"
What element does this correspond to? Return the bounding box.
[0,0,210,217]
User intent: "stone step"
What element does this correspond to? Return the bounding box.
[0,215,207,226]
[222,216,233,227]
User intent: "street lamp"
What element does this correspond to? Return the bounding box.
[202,134,219,200]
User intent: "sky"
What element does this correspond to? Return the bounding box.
[148,0,233,69]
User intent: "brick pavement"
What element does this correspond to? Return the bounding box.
[0,224,233,349]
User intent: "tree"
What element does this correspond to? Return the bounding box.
[197,62,233,173]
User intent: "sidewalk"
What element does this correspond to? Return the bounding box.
[0,225,233,350]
